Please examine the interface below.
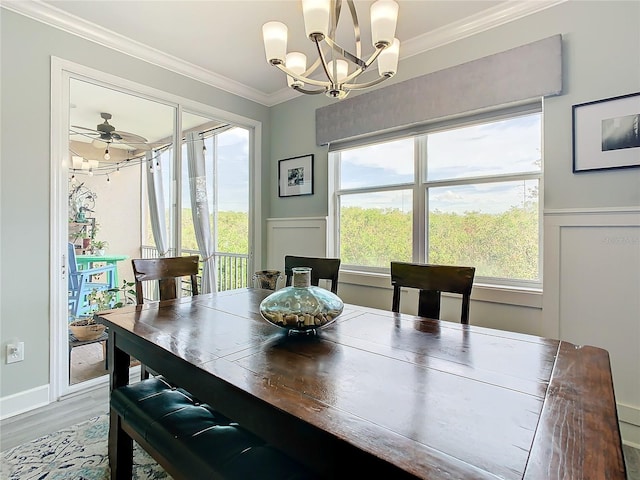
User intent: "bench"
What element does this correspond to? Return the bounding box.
[111,376,316,480]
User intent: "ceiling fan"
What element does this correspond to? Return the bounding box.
[71,112,151,151]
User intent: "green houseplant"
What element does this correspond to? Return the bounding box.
[69,280,135,340]
[90,239,109,255]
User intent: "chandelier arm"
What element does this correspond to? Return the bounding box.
[315,37,336,83]
[346,0,362,60]
[340,45,388,83]
[343,73,394,90]
[303,56,322,78]
[293,85,326,95]
[323,37,367,69]
[274,63,331,87]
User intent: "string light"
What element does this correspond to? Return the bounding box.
[88,167,94,176]
[104,147,111,161]
[106,175,111,183]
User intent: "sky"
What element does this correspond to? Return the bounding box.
[338,113,541,214]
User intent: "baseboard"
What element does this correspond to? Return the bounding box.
[0,366,142,421]
[0,385,50,420]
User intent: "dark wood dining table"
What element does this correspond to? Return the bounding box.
[97,288,627,479]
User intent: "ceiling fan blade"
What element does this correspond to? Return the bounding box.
[114,130,148,144]
[92,138,108,148]
[131,143,152,151]
[71,125,100,133]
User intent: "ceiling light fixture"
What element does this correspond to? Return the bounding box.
[263,0,400,99]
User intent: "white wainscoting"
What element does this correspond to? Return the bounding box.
[544,207,640,447]
[266,217,329,272]
[266,211,639,445]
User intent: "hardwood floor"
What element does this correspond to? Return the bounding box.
[2,347,640,480]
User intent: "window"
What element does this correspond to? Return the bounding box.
[330,105,542,288]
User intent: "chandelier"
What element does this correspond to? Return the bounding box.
[262,0,400,99]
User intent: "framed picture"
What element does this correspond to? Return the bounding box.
[572,92,640,173]
[278,154,314,197]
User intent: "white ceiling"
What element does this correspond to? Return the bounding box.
[3,0,563,161]
[6,0,563,106]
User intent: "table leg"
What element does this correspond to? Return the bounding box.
[108,330,132,479]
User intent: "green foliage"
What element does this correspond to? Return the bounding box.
[340,205,539,280]
[340,207,412,267]
[149,210,248,255]
[86,280,136,317]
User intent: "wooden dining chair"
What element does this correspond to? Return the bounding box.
[390,261,476,324]
[284,255,341,294]
[131,256,200,305]
[131,255,200,379]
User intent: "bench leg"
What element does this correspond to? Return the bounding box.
[109,407,133,480]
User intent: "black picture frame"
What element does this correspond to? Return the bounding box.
[572,92,640,173]
[278,154,314,197]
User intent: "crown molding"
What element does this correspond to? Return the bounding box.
[1,0,274,106]
[400,0,568,59]
[3,0,568,107]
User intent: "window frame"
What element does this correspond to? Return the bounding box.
[328,102,543,290]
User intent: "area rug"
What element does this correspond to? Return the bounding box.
[0,414,170,479]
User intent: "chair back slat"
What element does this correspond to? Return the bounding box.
[284,255,341,294]
[391,261,475,324]
[131,256,200,304]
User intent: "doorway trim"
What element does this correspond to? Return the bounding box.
[50,57,262,400]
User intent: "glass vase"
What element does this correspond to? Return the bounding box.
[259,267,344,335]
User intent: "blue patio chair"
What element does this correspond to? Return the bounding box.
[68,242,117,317]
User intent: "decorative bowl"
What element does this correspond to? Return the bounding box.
[259,269,344,335]
[69,319,106,341]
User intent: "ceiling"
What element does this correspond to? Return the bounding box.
[6,0,563,106]
[4,0,562,162]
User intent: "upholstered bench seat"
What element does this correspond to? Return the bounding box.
[111,376,316,480]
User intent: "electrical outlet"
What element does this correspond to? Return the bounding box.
[6,342,25,364]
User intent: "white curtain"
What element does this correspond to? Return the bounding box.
[145,150,170,257]
[186,131,217,293]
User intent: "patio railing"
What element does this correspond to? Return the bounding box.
[140,245,249,302]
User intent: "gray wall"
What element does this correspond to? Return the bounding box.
[267,0,640,445]
[0,9,270,398]
[270,1,640,218]
[1,0,639,440]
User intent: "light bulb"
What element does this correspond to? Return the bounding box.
[104,148,111,161]
[88,168,94,176]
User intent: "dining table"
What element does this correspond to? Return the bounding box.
[97,288,627,479]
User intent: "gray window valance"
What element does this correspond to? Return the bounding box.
[316,34,562,146]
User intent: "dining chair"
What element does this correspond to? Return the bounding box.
[131,255,200,379]
[131,255,200,305]
[284,255,341,294]
[68,242,117,317]
[390,261,476,324]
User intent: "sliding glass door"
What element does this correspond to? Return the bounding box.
[57,61,258,396]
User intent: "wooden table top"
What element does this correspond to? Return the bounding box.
[98,288,626,479]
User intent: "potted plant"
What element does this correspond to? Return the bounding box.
[69,280,135,341]
[90,239,109,255]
